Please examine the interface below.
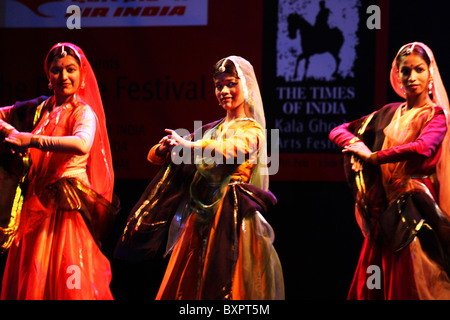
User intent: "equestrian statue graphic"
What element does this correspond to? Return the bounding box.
[287,1,344,80]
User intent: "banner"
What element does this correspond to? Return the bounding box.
[263,0,378,181]
[0,0,208,28]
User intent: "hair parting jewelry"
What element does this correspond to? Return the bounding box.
[218,59,228,73]
[60,45,67,57]
[406,42,416,55]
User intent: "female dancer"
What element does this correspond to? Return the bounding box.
[116,56,284,300]
[329,42,450,299]
[1,43,117,299]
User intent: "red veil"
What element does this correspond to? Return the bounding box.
[1,43,115,300]
[43,42,114,201]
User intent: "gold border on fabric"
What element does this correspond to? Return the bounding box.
[0,102,45,253]
[353,113,374,214]
[0,184,23,252]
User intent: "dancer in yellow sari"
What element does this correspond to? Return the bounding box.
[116,56,284,300]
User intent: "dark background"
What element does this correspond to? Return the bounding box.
[1,0,450,301]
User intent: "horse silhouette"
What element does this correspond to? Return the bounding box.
[287,13,344,80]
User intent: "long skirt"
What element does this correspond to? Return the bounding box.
[348,190,450,300]
[1,178,114,300]
[156,183,285,300]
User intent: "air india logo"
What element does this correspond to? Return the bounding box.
[3,0,207,28]
[13,0,62,17]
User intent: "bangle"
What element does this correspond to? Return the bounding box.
[348,137,360,144]
[370,152,378,165]
[30,136,40,149]
[3,128,14,137]
[0,125,15,137]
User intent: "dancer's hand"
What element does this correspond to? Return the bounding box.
[343,141,378,165]
[164,129,192,149]
[5,130,33,147]
[156,135,178,157]
[4,130,33,156]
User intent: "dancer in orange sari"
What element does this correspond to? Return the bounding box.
[116,56,284,300]
[1,43,117,299]
[330,42,450,299]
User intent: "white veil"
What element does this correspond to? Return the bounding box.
[390,42,450,217]
[225,56,269,191]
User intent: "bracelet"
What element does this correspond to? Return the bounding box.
[369,151,378,165]
[348,137,361,144]
[0,125,15,137]
[30,136,40,149]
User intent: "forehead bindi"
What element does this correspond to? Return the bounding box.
[50,55,79,68]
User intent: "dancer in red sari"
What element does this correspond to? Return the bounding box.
[330,42,450,299]
[1,43,117,299]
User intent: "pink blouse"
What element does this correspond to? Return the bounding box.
[329,105,447,171]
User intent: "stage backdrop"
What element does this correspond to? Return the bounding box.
[0,0,388,182]
[262,0,388,182]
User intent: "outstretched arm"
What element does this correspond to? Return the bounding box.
[5,105,96,155]
[165,124,263,162]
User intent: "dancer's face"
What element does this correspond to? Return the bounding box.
[214,73,245,113]
[398,53,431,98]
[48,55,81,102]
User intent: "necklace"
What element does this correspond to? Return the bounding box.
[401,101,433,115]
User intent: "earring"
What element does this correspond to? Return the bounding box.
[428,80,433,95]
[48,82,53,90]
[80,80,86,89]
